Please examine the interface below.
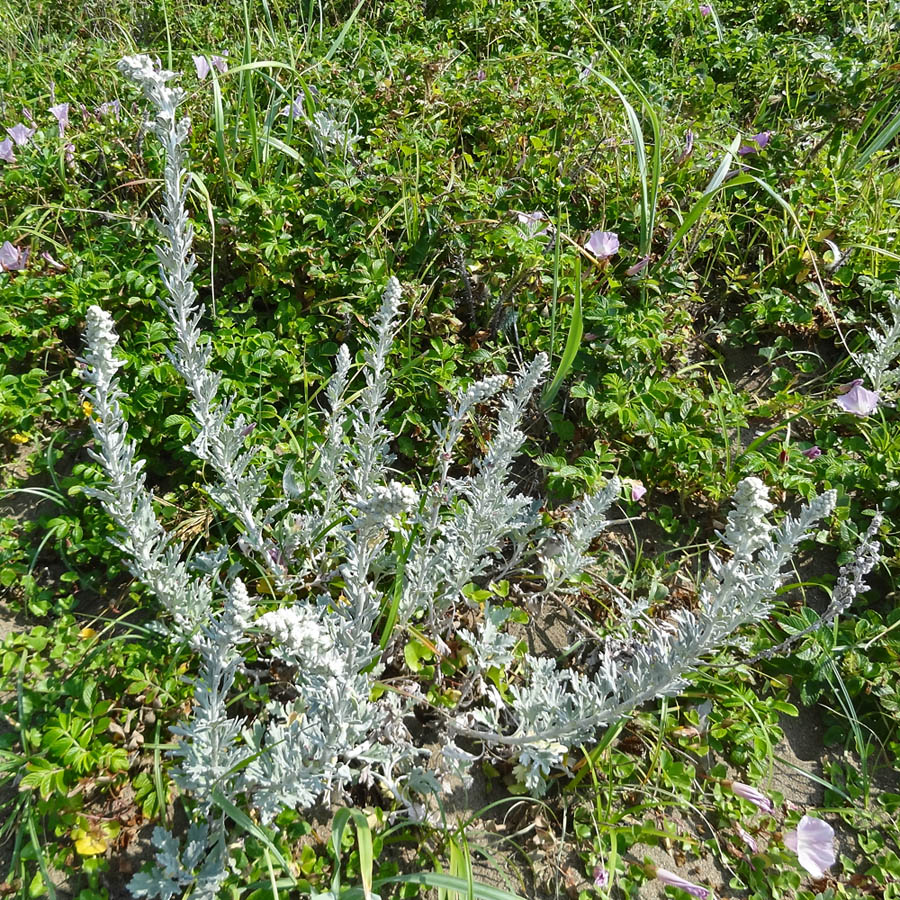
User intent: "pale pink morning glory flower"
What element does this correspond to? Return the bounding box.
[730,781,774,813]
[738,131,773,156]
[630,481,647,501]
[676,129,694,165]
[585,230,620,259]
[699,4,712,14]
[97,99,122,119]
[736,824,758,853]
[50,103,69,137]
[626,255,650,276]
[835,379,879,416]
[784,815,835,878]
[654,867,710,899]
[802,445,822,459]
[42,251,66,270]
[281,93,305,120]
[193,53,228,80]
[0,138,14,163]
[0,241,29,272]
[7,123,35,146]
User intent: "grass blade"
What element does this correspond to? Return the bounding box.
[210,788,294,876]
[372,872,529,900]
[657,134,747,266]
[541,254,583,409]
[324,0,368,62]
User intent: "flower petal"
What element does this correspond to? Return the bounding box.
[655,867,710,899]
[192,54,211,80]
[585,230,620,259]
[835,383,879,416]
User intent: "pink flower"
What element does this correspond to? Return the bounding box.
[97,99,122,119]
[699,4,712,15]
[835,379,879,416]
[50,102,69,137]
[654,867,710,899]
[676,129,694,165]
[802,445,822,459]
[630,481,647,502]
[730,781,774,813]
[516,210,551,238]
[193,55,211,79]
[738,131,773,156]
[585,230,620,260]
[0,241,29,272]
[0,138,14,163]
[42,251,66,271]
[593,864,609,888]
[736,824,758,853]
[193,53,228,80]
[6,123,35,146]
[281,93,305,120]
[784,815,835,878]
[626,256,650,276]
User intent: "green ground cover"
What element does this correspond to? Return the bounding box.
[1,0,899,898]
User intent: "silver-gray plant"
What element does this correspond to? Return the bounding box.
[858,277,900,395]
[79,55,880,898]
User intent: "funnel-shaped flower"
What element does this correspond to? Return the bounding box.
[654,867,710,899]
[97,99,122,119]
[0,138,14,163]
[676,129,694,165]
[736,824,757,853]
[738,131,773,156]
[281,93,305,120]
[626,255,650,276]
[50,103,69,137]
[0,241,29,272]
[585,230,619,260]
[193,53,228,80]
[7,123,35,146]
[730,780,774,813]
[784,815,835,878]
[835,379,879,416]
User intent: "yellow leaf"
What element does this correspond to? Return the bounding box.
[72,829,108,856]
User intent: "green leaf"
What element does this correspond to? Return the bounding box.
[542,255,583,409]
